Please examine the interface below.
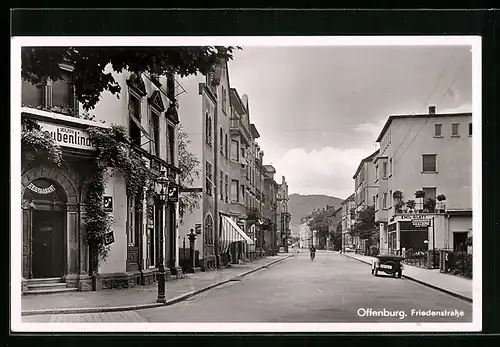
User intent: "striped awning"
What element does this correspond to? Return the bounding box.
[220,215,254,254]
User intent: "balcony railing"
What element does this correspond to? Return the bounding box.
[394,201,447,214]
[230,117,251,140]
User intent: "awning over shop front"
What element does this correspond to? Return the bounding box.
[220,215,254,254]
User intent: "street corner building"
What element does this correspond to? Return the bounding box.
[372,106,473,261]
[20,62,183,294]
[176,61,290,271]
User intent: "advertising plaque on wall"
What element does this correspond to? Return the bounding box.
[103,196,113,212]
[104,232,115,246]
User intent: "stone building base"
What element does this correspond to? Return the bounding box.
[101,272,139,290]
[170,266,184,279]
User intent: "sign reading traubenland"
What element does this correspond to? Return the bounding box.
[38,121,96,151]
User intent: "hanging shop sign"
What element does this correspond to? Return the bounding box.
[195,223,202,234]
[411,218,431,227]
[104,232,115,246]
[167,186,179,203]
[38,121,96,151]
[27,182,56,195]
[103,196,113,212]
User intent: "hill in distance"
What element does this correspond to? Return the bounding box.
[288,193,344,227]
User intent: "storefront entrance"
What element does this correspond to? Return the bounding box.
[32,210,65,278]
[22,177,68,279]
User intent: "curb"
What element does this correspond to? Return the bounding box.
[21,255,293,317]
[342,254,472,303]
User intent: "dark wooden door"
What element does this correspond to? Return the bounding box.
[32,210,64,278]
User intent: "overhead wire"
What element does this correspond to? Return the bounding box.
[391,51,455,163]
[394,53,467,165]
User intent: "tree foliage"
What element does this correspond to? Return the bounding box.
[350,206,377,240]
[329,221,343,251]
[21,46,241,110]
[308,205,336,243]
[177,124,201,224]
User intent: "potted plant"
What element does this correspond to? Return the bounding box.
[423,197,436,213]
[394,200,405,213]
[406,199,416,213]
[392,190,403,201]
[415,190,425,213]
[436,194,447,212]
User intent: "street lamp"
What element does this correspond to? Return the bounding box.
[155,169,169,303]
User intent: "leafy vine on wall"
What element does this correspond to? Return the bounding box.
[21,119,62,166]
[84,125,155,271]
[22,119,155,272]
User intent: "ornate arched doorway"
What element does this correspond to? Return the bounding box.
[22,177,68,279]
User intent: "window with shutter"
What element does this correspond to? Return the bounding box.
[422,154,437,172]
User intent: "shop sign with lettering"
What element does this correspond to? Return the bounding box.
[38,121,96,151]
[411,218,430,227]
[27,182,56,194]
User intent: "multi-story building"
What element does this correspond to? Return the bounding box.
[340,194,356,252]
[228,89,252,232]
[21,62,182,293]
[299,216,312,249]
[262,165,278,255]
[375,106,472,255]
[178,61,256,269]
[352,149,379,252]
[277,176,291,250]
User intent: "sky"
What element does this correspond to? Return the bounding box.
[227,45,473,200]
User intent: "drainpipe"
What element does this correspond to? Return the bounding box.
[213,91,220,269]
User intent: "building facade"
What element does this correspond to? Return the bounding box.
[299,216,312,249]
[352,149,379,252]
[375,106,472,256]
[277,176,291,251]
[21,64,182,294]
[340,194,356,252]
[177,64,283,268]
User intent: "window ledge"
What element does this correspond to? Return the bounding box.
[468,135,472,137]
[434,135,443,138]
[421,171,438,174]
[451,135,460,138]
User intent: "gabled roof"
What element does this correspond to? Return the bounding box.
[263,165,276,174]
[250,123,260,138]
[376,112,472,142]
[352,149,380,179]
[341,193,355,205]
[230,88,247,116]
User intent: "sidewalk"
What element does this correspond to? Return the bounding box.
[342,252,473,302]
[21,254,292,316]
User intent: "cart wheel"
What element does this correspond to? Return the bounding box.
[398,272,402,278]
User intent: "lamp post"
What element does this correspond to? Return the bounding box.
[156,169,168,303]
[188,228,197,272]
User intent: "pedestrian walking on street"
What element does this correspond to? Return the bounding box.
[309,245,316,261]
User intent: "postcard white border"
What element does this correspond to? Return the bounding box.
[10,36,481,333]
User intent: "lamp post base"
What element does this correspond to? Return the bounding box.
[156,269,166,303]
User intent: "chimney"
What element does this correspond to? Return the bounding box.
[242,94,249,113]
[429,106,436,115]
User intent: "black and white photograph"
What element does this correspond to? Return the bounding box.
[11,36,481,332]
